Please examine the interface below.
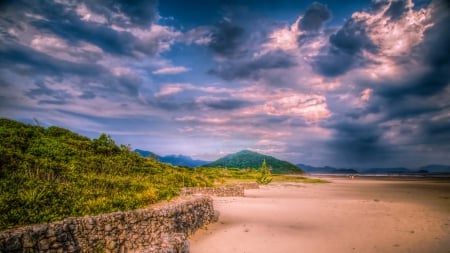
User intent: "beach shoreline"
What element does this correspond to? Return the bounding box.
[189,177,450,253]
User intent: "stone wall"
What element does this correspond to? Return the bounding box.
[0,196,218,253]
[181,183,260,197]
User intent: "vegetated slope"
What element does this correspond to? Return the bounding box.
[204,150,303,174]
[0,118,212,230]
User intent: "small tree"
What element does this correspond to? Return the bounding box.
[256,159,272,185]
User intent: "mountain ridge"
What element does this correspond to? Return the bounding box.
[134,149,210,167]
[297,163,450,174]
[204,150,303,174]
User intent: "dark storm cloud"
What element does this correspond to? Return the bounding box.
[329,19,377,54]
[326,0,450,167]
[1,0,160,57]
[147,96,197,112]
[370,0,408,20]
[30,4,159,56]
[384,0,408,20]
[325,120,392,164]
[32,19,140,56]
[26,80,63,98]
[376,2,450,99]
[298,2,331,32]
[0,44,142,99]
[0,45,104,77]
[199,97,250,110]
[376,67,450,98]
[312,49,355,77]
[209,50,297,81]
[422,120,450,143]
[208,20,245,58]
[312,18,376,77]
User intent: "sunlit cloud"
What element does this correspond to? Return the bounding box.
[152,66,190,75]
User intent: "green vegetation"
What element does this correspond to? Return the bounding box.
[204,150,303,174]
[0,118,323,230]
[256,159,272,185]
[0,119,213,230]
[271,175,328,184]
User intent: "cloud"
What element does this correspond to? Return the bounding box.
[209,50,297,81]
[196,97,250,111]
[82,0,157,28]
[0,44,105,77]
[298,2,331,32]
[152,66,190,75]
[317,0,450,167]
[25,79,72,105]
[326,120,392,166]
[312,18,377,77]
[183,26,213,45]
[0,0,176,59]
[262,94,331,122]
[208,20,245,58]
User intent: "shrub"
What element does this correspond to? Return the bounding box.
[256,159,272,185]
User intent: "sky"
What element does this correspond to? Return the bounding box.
[0,0,449,168]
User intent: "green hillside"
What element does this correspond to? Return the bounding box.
[204,150,303,174]
[0,118,213,230]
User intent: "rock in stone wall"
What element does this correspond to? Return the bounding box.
[181,186,244,197]
[0,196,217,253]
[181,183,260,197]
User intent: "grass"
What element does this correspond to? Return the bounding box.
[195,167,328,185]
[271,175,329,184]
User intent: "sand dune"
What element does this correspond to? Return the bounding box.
[189,178,450,253]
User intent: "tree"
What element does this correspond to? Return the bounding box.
[92,133,119,155]
[256,159,272,185]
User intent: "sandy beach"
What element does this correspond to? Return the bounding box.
[189,177,450,253]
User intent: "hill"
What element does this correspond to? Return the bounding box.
[204,150,303,174]
[0,118,213,230]
[134,149,210,167]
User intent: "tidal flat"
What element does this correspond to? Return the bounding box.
[190,177,450,253]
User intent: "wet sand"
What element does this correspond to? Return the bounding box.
[189,177,450,253]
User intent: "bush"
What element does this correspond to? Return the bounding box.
[256,159,272,185]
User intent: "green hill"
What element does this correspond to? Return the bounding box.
[204,150,303,174]
[0,118,213,230]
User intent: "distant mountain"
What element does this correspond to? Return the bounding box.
[134,149,159,158]
[134,149,210,167]
[159,155,210,167]
[204,150,303,174]
[361,167,411,174]
[418,164,450,173]
[297,164,358,174]
[297,163,450,174]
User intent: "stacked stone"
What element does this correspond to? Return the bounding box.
[0,196,217,253]
[181,183,260,197]
[181,185,245,197]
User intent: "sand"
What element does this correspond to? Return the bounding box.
[189,177,450,253]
